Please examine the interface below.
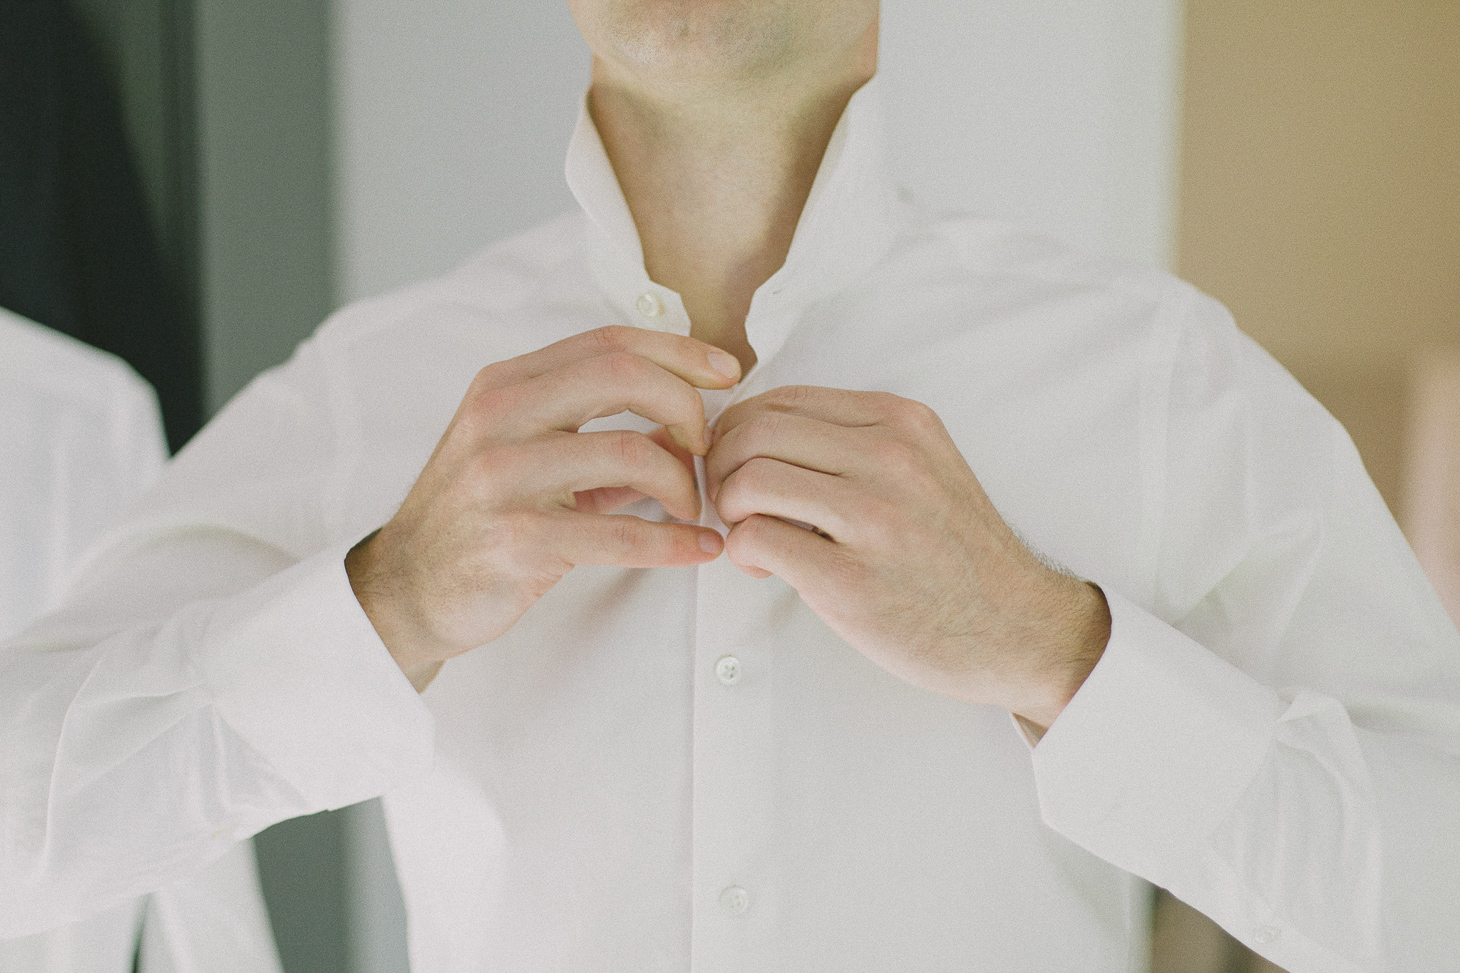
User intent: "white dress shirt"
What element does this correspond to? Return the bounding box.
[2,79,1458,973]
[0,308,166,638]
[0,309,280,973]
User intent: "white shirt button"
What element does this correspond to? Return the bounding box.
[1252,925,1281,945]
[715,655,742,685]
[635,292,664,318]
[719,885,750,915]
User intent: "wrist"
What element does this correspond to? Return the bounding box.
[345,529,443,689]
[1012,578,1111,734]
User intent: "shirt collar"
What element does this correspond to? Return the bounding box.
[564,76,899,364]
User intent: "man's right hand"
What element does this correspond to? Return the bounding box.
[344,325,740,691]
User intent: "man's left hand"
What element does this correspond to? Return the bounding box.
[706,385,1110,733]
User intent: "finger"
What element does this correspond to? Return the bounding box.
[496,430,702,521]
[549,512,724,568]
[648,424,698,475]
[714,456,856,542]
[573,426,696,513]
[715,385,891,438]
[473,325,741,395]
[705,410,862,501]
[488,353,714,454]
[724,512,831,584]
[573,485,648,514]
[716,387,950,452]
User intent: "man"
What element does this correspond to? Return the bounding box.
[0,307,279,972]
[2,3,1457,971]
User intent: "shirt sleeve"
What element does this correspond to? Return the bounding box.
[38,352,168,613]
[1029,291,1460,973]
[0,338,434,939]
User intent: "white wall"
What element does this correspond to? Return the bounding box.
[333,0,1183,306]
[332,1,589,303]
[330,2,1183,970]
[880,0,1183,270]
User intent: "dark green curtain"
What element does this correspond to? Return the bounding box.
[0,0,201,451]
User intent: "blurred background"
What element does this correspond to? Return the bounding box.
[1,0,1454,970]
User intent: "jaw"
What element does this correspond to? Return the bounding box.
[570,0,879,103]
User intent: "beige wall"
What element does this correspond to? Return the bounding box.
[1177,0,1460,516]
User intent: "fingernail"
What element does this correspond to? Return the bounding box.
[708,351,740,381]
[698,531,724,554]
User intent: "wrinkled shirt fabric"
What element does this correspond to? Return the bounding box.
[2,80,1458,973]
[0,308,280,973]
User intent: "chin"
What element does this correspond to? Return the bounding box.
[570,0,873,89]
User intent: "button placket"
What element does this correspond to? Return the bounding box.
[691,453,778,963]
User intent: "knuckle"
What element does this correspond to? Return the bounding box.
[587,325,633,355]
[745,412,786,448]
[869,436,919,475]
[703,451,728,486]
[663,388,704,431]
[735,456,778,494]
[751,513,788,549]
[743,512,777,542]
[606,514,644,552]
[722,528,748,563]
[601,350,649,383]
[775,384,812,408]
[894,395,940,431]
[752,454,787,484]
[751,385,799,415]
[608,429,652,465]
[674,376,705,410]
[724,516,765,558]
[468,383,518,423]
[466,364,496,396]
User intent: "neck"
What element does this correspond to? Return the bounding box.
[588,24,877,372]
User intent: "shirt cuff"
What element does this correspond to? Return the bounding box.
[1029,588,1286,884]
[195,540,435,812]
